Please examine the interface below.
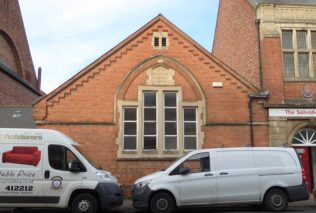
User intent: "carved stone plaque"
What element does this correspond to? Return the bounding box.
[146,66,175,86]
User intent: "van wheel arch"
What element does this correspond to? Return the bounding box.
[263,187,289,201]
[69,189,100,210]
[149,190,177,213]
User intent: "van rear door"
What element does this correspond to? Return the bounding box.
[215,150,259,203]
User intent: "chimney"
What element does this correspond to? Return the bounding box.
[37,67,42,90]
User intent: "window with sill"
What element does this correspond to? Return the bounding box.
[121,89,199,156]
[281,30,316,80]
[152,32,169,49]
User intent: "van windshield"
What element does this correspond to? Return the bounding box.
[166,152,190,170]
[72,145,99,169]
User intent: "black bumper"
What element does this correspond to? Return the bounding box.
[285,182,310,202]
[96,182,124,210]
[132,185,153,209]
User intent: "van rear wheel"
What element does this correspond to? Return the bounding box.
[264,189,288,212]
[71,193,98,213]
[150,192,175,213]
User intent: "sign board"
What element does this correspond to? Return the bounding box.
[269,108,316,117]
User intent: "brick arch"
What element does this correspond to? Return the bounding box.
[114,55,206,123]
[0,30,23,77]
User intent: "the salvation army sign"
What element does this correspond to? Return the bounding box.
[269,108,316,117]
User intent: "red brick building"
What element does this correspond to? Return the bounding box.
[0,0,41,127]
[33,15,267,189]
[213,0,316,191]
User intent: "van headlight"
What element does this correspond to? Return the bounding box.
[134,179,152,191]
[96,170,118,182]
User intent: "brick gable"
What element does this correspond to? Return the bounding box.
[33,15,267,188]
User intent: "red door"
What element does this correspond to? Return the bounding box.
[294,147,312,192]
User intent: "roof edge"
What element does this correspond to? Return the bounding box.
[0,62,42,96]
[34,14,260,107]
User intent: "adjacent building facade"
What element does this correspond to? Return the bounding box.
[213,0,316,191]
[33,15,267,189]
[0,0,41,127]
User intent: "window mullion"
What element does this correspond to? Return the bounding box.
[293,30,299,78]
[307,30,313,78]
[309,51,314,78]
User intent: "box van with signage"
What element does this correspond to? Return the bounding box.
[133,147,309,213]
[0,128,123,213]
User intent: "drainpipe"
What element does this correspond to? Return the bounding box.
[255,19,264,91]
[249,92,269,147]
[250,19,269,147]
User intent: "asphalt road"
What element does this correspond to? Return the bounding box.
[1,200,315,213]
[3,206,316,213]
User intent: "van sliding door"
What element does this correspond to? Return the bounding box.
[215,150,259,203]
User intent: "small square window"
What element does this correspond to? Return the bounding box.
[144,137,156,149]
[298,53,309,77]
[312,31,316,49]
[161,37,167,47]
[144,92,156,107]
[296,31,307,49]
[152,32,169,49]
[282,30,293,49]
[283,53,295,78]
[124,137,137,150]
[154,37,159,47]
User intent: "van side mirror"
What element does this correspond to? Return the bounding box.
[180,167,191,175]
[69,160,83,172]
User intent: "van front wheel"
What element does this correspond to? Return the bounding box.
[264,189,288,212]
[71,193,98,213]
[150,192,175,213]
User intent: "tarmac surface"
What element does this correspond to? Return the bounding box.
[0,196,314,213]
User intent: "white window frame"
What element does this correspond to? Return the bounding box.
[118,86,201,158]
[123,107,138,151]
[163,92,178,151]
[281,29,316,80]
[183,107,198,151]
[142,91,157,150]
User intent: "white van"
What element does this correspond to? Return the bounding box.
[132,147,309,213]
[0,128,123,213]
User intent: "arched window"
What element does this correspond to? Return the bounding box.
[292,128,316,146]
[118,86,203,159]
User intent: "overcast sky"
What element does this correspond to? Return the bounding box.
[19,0,219,93]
